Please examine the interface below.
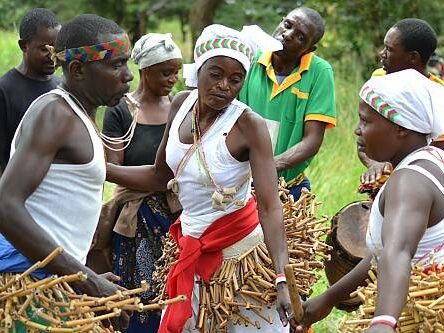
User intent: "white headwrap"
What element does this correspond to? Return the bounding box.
[183,24,282,87]
[359,69,444,142]
[131,33,182,70]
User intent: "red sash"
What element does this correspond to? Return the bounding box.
[159,198,260,333]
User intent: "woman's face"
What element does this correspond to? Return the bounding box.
[142,58,182,96]
[355,99,400,162]
[197,56,246,111]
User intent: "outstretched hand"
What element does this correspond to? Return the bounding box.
[293,295,334,332]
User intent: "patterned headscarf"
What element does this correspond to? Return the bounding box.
[131,33,182,70]
[183,24,282,87]
[359,69,444,142]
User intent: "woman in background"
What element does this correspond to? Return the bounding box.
[100,33,182,332]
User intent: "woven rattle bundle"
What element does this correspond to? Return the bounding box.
[0,247,185,332]
[153,178,331,332]
[340,261,444,333]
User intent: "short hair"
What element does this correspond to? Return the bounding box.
[393,18,437,65]
[19,8,60,42]
[293,7,325,45]
[55,14,124,69]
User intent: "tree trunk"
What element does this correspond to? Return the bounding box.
[189,0,221,55]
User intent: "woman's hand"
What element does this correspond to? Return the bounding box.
[294,294,334,332]
[275,282,295,328]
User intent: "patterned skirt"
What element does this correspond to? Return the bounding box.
[112,192,175,333]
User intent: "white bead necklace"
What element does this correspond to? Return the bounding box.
[59,87,139,152]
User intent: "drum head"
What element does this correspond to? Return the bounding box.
[336,201,372,259]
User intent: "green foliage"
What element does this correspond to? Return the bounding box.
[215,0,302,33]
[306,0,444,75]
[2,0,442,79]
[0,0,85,30]
[0,30,20,70]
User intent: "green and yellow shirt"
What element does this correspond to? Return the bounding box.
[239,51,336,183]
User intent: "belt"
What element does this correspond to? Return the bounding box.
[286,173,305,188]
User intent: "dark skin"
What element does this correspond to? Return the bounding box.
[106,58,182,163]
[0,25,61,177]
[107,56,296,329]
[271,9,328,172]
[17,25,61,81]
[296,100,444,333]
[0,32,133,328]
[359,27,444,184]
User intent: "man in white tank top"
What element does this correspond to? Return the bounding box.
[0,14,133,328]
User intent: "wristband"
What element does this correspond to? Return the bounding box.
[370,315,397,329]
[275,273,287,285]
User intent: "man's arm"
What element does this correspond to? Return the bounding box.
[0,100,117,297]
[275,65,335,172]
[274,120,326,171]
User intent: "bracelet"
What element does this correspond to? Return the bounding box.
[370,315,397,329]
[275,273,287,285]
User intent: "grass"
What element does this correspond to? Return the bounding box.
[0,21,369,332]
[307,67,368,332]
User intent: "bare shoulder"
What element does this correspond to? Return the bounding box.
[19,94,79,143]
[237,107,268,137]
[171,90,191,111]
[384,167,434,202]
[168,90,192,122]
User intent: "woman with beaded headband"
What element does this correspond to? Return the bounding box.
[106,24,294,332]
[294,69,444,333]
[87,33,183,333]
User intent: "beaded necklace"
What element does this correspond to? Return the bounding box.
[58,86,139,152]
[167,102,250,211]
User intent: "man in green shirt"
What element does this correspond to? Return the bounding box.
[239,7,336,199]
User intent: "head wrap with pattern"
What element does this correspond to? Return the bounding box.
[359,69,444,142]
[183,24,282,87]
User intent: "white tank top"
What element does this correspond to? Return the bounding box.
[367,146,444,264]
[9,88,106,264]
[165,90,252,238]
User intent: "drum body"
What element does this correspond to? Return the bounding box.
[325,200,372,311]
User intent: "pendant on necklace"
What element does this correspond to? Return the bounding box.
[167,178,179,194]
[211,190,227,211]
